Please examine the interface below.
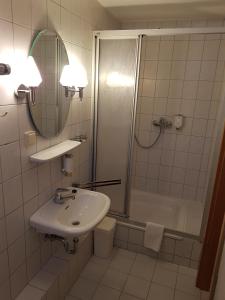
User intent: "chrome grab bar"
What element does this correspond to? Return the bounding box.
[72,179,121,189]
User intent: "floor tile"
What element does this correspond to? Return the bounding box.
[147,282,174,300]
[110,254,134,274]
[130,258,155,281]
[152,265,177,288]
[120,293,142,300]
[69,277,98,300]
[174,290,200,300]
[80,261,107,282]
[178,266,197,277]
[113,248,136,260]
[124,275,150,300]
[135,254,156,264]
[93,285,120,300]
[156,260,178,272]
[90,255,111,268]
[101,268,128,291]
[176,273,200,296]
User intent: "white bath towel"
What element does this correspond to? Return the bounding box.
[144,222,164,252]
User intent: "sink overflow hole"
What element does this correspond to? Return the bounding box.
[72,221,80,226]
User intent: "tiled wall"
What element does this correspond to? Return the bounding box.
[130,19,225,203]
[0,1,119,299]
[114,223,202,269]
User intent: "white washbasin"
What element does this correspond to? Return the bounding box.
[30,188,110,238]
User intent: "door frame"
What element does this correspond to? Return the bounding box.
[197,124,225,290]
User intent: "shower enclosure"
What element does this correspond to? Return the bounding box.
[92,27,225,238]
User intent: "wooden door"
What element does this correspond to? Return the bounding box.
[197,127,225,290]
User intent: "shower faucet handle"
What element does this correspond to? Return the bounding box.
[152,117,172,129]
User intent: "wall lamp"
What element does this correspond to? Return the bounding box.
[60,65,88,101]
[0,63,11,75]
[15,56,42,105]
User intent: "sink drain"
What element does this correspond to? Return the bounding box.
[72,221,80,226]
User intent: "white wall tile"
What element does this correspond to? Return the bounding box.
[185,61,201,80]
[169,80,183,98]
[0,250,9,286]
[173,41,188,60]
[171,61,186,79]
[189,136,204,154]
[37,163,51,193]
[3,175,23,215]
[27,249,41,280]
[0,0,12,21]
[8,235,26,274]
[203,40,220,60]
[0,279,11,300]
[194,101,210,119]
[174,152,188,168]
[47,0,61,32]
[191,119,207,137]
[6,206,24,245]
[157,61,171,79]
[0,106,19,145]
[172,167,186,184]
[182,81,198,99]
[0,142,21,181]
[188,41,204,60]
[200,61,217,81]
[145,41,160,60]
[10,263,27,299]
[31,0,47,30]
[180,100,196,117]
[22,168,38,202]
[144,61,158,79]
[0,184,4,218]
[176,135,190,152]
[185,170,199,187]
[0,217,7,252]
[155,80,170,97]
[12,0,31,27]
[197,81,213,100]
[159,41,174,60]
[142,79,156,97]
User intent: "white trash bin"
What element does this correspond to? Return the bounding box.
[94,217,116,258]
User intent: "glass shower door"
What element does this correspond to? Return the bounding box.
[94,38,138,214]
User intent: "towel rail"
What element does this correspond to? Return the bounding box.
[116,221,183,241]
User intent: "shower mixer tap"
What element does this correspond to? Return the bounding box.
[152,117,172,129]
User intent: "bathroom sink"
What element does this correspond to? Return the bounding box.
[30,188,111,238]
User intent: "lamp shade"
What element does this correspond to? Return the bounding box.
[24,56,42,87]
[73,64,88,88]
[60,65,75,87]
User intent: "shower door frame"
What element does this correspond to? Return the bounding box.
[92,34,142,217]
[92,26,225,220]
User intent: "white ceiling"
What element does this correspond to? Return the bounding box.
[98,0,225,21]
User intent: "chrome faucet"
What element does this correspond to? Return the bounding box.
[53,188,77,204]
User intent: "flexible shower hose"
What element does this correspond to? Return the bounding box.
[134,126,162,149]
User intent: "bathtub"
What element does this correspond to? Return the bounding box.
[129,189,204,236]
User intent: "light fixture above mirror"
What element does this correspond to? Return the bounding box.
[60,64,88,101]
[15,55,42,104]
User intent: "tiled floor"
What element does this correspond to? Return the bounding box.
[66,248,209,300]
